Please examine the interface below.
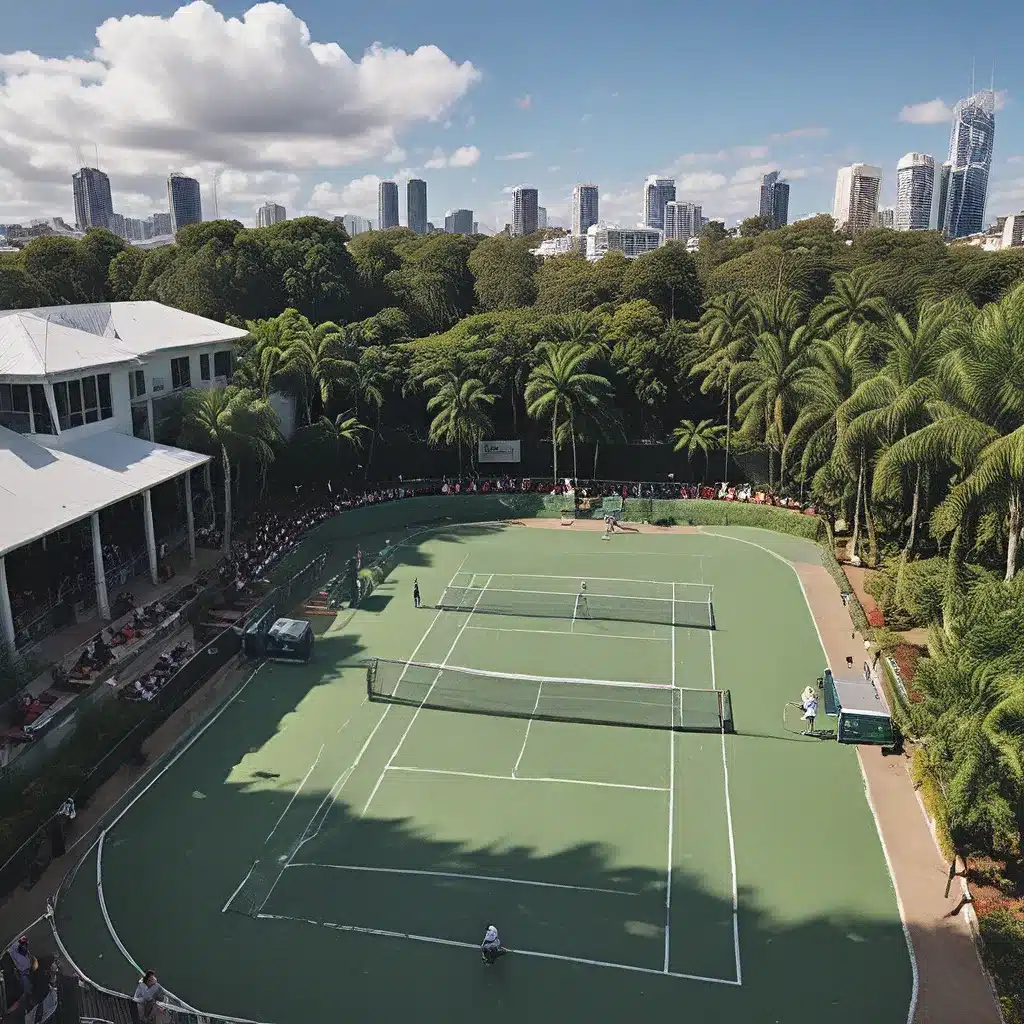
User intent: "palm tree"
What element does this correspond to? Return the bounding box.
[525,341,612,484]
[180,387,280,553]
[424,369,495,475]
[691,293,752,475]
[275,311,356,425]
[813,269,889,337]
[673,419,726,482]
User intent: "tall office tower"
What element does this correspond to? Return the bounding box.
[537,206,547,230]
[832,164,883,235]
[378,180,400,229]
[942,89,996,238]
[72,167,114,230]
[257,202,287,228]
[572,184,599,237]
[643,176,676,230]
[167,173,202,234]
[337,214,372,236]
[444,209,474,234]
[895,153,935,231]
[758,171,790,229]
[664,201,702,241]
[935,161,952,232]
[472,221,479,234]
[512,187,539,236]
[151,212,172,236]
[407,178,427,234]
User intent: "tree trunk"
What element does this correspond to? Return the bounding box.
[571,421,578,485]
[724,377,731,481]
[511,387,517,434]
[847,457,864,562]
[221,445,233,554]
[864,490,878,567]
[593,439,600,480]
[1006,492,1021,581]
[551,404,559,484]
[896,468,921,602]
[458,441,463,478]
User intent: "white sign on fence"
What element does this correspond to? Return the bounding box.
[478,440,521,463]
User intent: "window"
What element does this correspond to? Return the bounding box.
[199,353,211,381]
[52,374,114,430]
[213,350,233,380]
[171,356,192,390]
[30,384,54,434]
[0,383,31,433]
[130,370,146,398]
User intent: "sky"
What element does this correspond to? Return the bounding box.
[0,0,1022,233]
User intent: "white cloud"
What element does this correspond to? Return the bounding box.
[768,127,829,141]
[496,151,533,161]
[548,165,561,172]
[0,2,480,222]
[422,144,480,169]
[898,99,953,124]
[383,146,408,163]
[732,145,770,160]
[729,164,777,185]
[1008,155,1024,164]
[679,172,729,191]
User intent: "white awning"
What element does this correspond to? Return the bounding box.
[0,426,211,558]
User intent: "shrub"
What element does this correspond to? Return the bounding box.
[867,606,886,628]
[653,515,678,527]
[979,908,1024,1015]
[621,498,825,541]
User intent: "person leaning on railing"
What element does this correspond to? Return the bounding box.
[134,970,167,1023]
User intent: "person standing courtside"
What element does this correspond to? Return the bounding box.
[413,579,421,608]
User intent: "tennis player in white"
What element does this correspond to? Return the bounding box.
[800,685,819,735]
[578,580,590,617]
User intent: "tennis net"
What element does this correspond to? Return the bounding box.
[366,658,733,733]
[435,585,715,629]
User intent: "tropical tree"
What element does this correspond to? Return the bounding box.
[424,368,495,475]
[813,268,889,337]
[180,387,280,552]
[672,419,726,482]
[525,341,612,483]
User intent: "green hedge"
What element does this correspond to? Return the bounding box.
[980,908,1024,1023]
[621,498,826,542]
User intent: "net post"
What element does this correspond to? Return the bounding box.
[709,593,716,631]
[721,689,734,733]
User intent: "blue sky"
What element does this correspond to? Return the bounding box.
[1,0,1022,230]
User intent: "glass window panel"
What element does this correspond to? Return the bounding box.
[98,374,113,419]
[53,382,69,430]
[200,353,211,380]
[30,384,54,434]
[82,376,98,411]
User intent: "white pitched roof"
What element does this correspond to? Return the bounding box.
[0,301,249,378]
[0,426,210,557]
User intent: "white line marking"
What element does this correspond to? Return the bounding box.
[362,574,493,817]
[443,585,711,607]
[463,624,670,642]
[286,862,637,896]
[721,720,740,985]
[454,571,712,590]
[513,681,544,777]
[255,913,740,985]
[263,743,325,845]
[221,861,257,914]
[571,591,580,632]
[664,583,676,973]
[388,765,668,792]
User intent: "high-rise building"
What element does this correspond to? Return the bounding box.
[257,202,287,228]
[150,212,172,236]
[512,187,539,236]
[935,161,952,233]
[942,89,996,239]
[895,153,935,231]
[644,176,676,231]
[378,180,399,230]
[876,207,895,229]
[407,179,427,234]
[167,173,202,234]
[572,184,599,238]
[108,212,126,239]
[664,201,702,241]
[759,171,790,229]
[1001,213,1024,249]
[832,164,883,235]
[586,225,662,260]
[472,221,479,234]
[444,209,474,234]
[537,206,547,230]
[72,167,114,231]
[336,214,372,237]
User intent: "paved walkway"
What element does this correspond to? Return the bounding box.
[795,560,1001,1024]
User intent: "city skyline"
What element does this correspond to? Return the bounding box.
[0,2,1020,233]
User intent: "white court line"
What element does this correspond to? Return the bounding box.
[361,574,493,817]
[454,571,712,590]
[464,624,671,643]
[256,912,739,985]
[388,765,668,793]
[664,582,677,974]
[263,743,325,845]
[444,585,711,606]
[286,861,638,897]
[512,681,544,777]
[571,591,580,632]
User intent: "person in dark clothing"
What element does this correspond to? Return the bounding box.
[413,580,421,608]
[481,924,508,965]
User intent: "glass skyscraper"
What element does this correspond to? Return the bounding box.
[72,168,114,231]
[167,173,202,234]
[378,181,400,230]
[407,179,427,234]
[758,171,790,229]
[942,90,996,239]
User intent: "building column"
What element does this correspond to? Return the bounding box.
[184,472,196,563]
[0,556,16,653]
[204,462,213,508]
[146,398,155,441]
[143,489,159,586]
[91,513,110,621]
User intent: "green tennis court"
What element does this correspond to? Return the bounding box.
[53,522,913,1023]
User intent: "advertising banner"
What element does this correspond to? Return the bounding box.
[478,440,521,463]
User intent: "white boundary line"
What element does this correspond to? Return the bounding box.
[513,682,543,777]
[663,582,677,974]
[255,912,740,985]
[361,574,493,817]
[443,585,712,607]
[464,623,670,643]
[286,862,637,897]
[452,571,713,591]
[701,528,917,1019]
[263,743,325,845]
[387,765,667,793]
